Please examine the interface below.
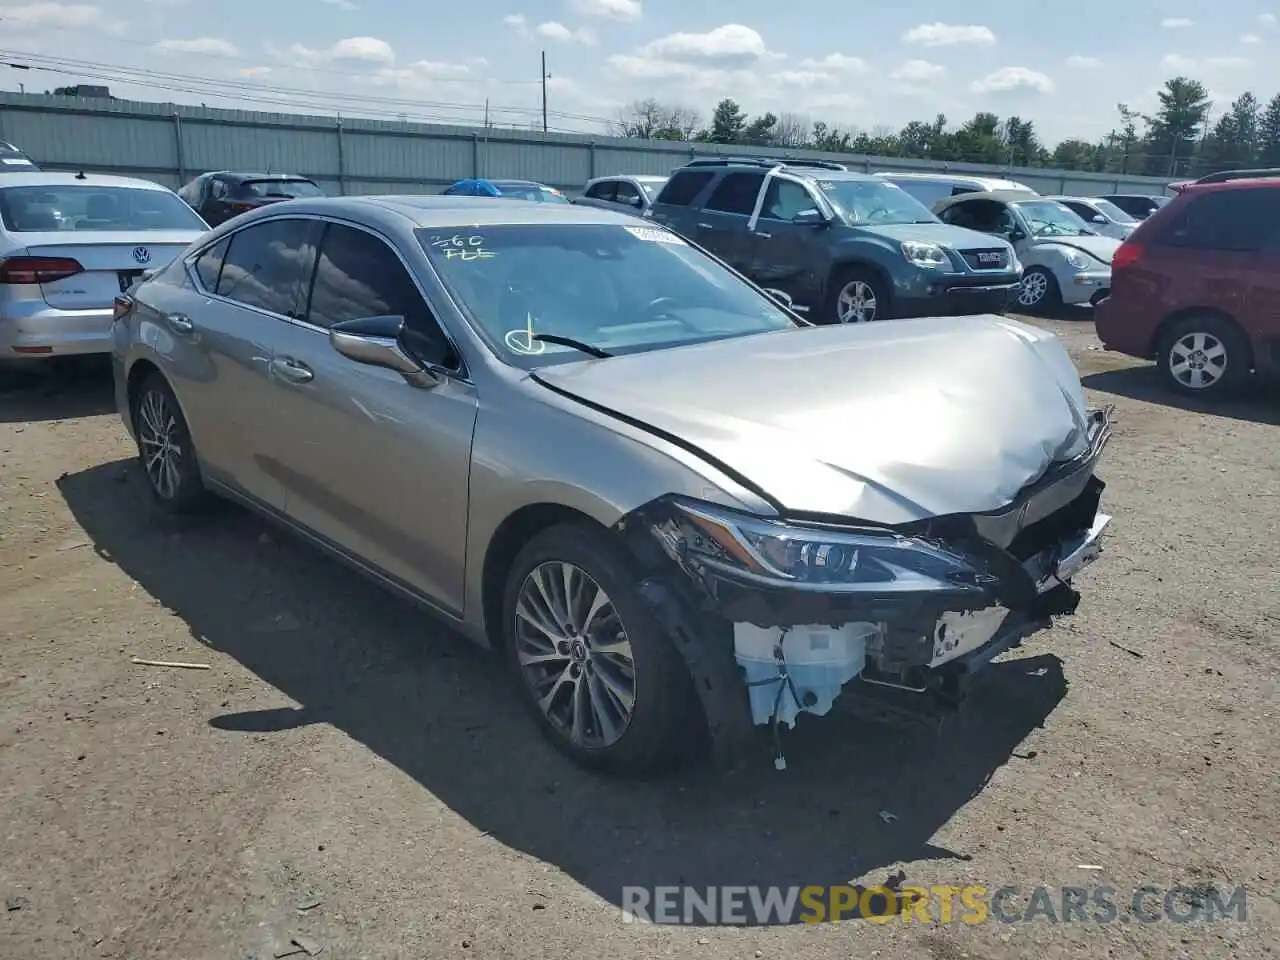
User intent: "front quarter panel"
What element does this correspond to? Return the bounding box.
[462,372,776,643]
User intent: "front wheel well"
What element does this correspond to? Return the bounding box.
[1151,308,1253,366]
[824,260,894,318]
[480,503,610,649]
[125,359,162,420]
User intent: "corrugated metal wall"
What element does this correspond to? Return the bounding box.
[0,91,1178,197]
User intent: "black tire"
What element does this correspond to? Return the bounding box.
[1156,314,1252,398]
[1014,266,1062,314]
[501,521,701,775]
[825,266,890,324]
[131,372,211,513]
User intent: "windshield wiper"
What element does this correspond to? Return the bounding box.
[530,333,613,358]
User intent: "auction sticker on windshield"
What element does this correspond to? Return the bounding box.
[624,225,683,244]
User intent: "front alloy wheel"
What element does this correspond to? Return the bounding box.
[836,279,879,323]
[1016,266,1059,311]
[513,560,637,748]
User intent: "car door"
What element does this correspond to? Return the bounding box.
[611,180,646,215]
[164,216,318,510]
[745,176,829,306]
[262,219,479,613]
[693,171,766,275]
[202,177,232,225]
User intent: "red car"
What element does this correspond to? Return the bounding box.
[1094,176,1280,397]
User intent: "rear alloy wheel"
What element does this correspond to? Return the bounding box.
[502,523,699,774]
[1015,266,1061,313]
[132,373,209,513]
[1157,314,1251,398]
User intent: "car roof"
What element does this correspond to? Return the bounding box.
[877,172,1033,190]
[209,171,314,181]
[1180,176,1280,192]
[933,189,1053,211]
[274,194,641,229]
[0,172,175,191]
[590,174,667,181]
[1045,195,1098,203]
[489,179,552,188]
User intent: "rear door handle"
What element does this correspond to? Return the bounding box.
[270,357,314,384]
[697,222,714,230]
[166,313,194,334]
[754,231,772,239]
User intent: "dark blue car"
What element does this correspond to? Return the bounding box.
[442,178,569,203]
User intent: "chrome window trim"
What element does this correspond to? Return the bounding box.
[182,212,472,383]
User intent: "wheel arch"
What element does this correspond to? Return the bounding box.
[1150,307,1254,367]
[824,258,895,318]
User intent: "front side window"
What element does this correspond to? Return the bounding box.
[817,179,938,225]
[215,217,318,316]
[704,172,766,215]
[0,185,208,232]
[760,179,818,221]
[1092,198,1137,223]
[613,181,643,205]
[307,223,453,365]
[585,182,615,201]
[417,223,798,368]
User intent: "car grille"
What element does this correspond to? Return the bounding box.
[960,249,1008,270]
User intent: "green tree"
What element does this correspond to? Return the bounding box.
[1052,138,1100,171]
[1259,93,1280,165]
[707,98,747,143]
[1143,76,1211,176]
[741,111,778,146]
[810,120,851,152]
[1002,116,1047,167]
[953,112,1003,163]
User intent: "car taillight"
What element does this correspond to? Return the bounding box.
[113,294,133,321]
[0,256,84,284]
[1111,242,1145,271]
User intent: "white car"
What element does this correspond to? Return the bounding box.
[1045,195,1139,241]
[933,190,1121,312]
[575,175,669,217]
[0,172,209,362]
[875,172,1039,208]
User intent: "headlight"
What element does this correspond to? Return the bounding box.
[901,240,950,269]
[1062,249,1089,270]
[654,499,990,595]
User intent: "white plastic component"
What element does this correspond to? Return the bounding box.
[733,622,875,728]
[929,607,1010,667]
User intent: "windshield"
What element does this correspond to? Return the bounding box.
[418,223,798,367]
[0,184,207,232]
[1014,200,1097,237]
[1091,198,1137,223]
[499,184,570,204]
[816,179,938,225]
[236,178,323,199]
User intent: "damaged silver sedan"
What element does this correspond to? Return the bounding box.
[111,197,1111,775]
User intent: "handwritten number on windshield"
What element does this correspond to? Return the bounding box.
[430,234,497,261]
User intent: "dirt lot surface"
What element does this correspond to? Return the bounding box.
[2,314,1278,960]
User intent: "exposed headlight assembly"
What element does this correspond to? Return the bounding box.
[654,499,992,595]
[901,240,950,269]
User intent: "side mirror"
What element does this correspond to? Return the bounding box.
[1008,229,1026,243]
[763,287,794,309]
[329,315,441,388]
[792,208,827,226]
[1091,214,1108,225]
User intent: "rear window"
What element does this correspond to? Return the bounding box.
[0,185,207,232]
[234,179,324,200]
[1160,187,1280,252]
[655,170,715,206]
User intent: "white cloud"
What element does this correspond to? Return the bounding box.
[535,20,596,44]
[570,0,641,21]
[154,37,239,57]
[362,58,474,91]
[639,24,770,63]
[320,0,358,9]
[0,3,103,28]
[1241,33,1262,44]
[283,35,395,66]
[797,53,867,73]
[1263,13,1278,26]
[971,66,1055,95]
[1161,17,1194,28]
[889,59,946,82]
[771,70,831,87]
[902,23,996,47]
[1065,54,1102,69]
[503,13,525,26]
[1162,53,1252,71]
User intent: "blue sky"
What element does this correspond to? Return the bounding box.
[2,0,1280,144]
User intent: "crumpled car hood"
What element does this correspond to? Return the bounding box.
[534,315,1092,526]
[1035,234,1121,264]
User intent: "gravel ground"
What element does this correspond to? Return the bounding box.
[1,313,1277,960]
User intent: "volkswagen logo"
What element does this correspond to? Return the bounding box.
[132,246,151,265]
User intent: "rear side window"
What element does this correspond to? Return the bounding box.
[584,181,615,200]
[704,172,766,215]
[216,217,318,316]
[1161,188,1280,252]
[193,236,230,291]
[655,170,715,206]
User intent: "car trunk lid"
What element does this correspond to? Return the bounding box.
[15,231,199,309]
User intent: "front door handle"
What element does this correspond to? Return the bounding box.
[166,313,194,334]
[270,357,314,384]
[754,231,772,239]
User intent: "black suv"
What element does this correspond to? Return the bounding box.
[645,157,1022,323]
[177,171,325,226]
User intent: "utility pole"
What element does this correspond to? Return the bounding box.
[540,50,548,133]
